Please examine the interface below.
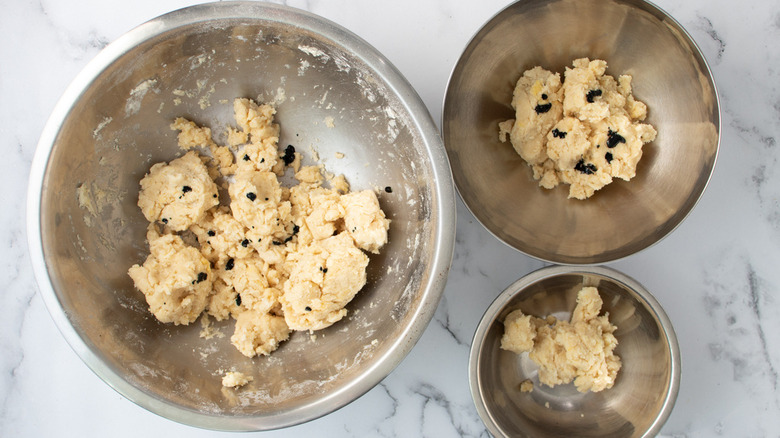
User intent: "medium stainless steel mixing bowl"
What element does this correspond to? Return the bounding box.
[442,0,719,264]
[27,2,455,431]
[470,265,680,437]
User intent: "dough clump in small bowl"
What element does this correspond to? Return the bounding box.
[500,286,621,393]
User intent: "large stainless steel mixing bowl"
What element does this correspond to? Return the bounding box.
[27,2,455,431]
[470,265,680,437]
[442,0,720,264]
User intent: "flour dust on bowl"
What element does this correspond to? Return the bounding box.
[470,265,680,438]
[26,2,455,431]
[442,0,720,264]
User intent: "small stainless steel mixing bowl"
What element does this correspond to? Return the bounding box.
[27,2,455,431]
[470,265,680,437]
[442,0,720,264]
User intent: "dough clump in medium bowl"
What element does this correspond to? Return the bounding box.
[498,58,657,199]
[128,98,390,358]
[500,286,621,393]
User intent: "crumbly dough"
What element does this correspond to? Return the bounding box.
[136,151,219,231]
[499,58,657,199]
[519,379,534,393]
[500,287,621,393]
[128,225,212,325]
[281,232,369,331]
[342,190,391,254]
[230,309,290,357]
[129,98,390,359]
[222,371,253,388]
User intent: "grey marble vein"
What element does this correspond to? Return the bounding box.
[416,383,489,438]
[696,15,726,61]
[746,265,779,394]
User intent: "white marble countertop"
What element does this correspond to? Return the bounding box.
[3,0,779,436]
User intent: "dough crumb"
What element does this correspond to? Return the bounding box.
[222,371,253,388]
[519,379,534,393]
[199,314,225,339]
[500,287,621,393]
[499,58,656,199]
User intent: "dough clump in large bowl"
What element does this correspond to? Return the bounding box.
[129,98,391,358]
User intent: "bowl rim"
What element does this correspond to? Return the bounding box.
[468,265,681,437]
[26,1,456,431]
[441,0,721,266]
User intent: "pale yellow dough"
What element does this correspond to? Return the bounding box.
[222,371,253,388]
[136,151,219,231]
[519,379,534,393]
[499,58,657,199]
[500,287,622,393]
[129,98,390,359]
[128,225,212,325]
[281,232,369,331]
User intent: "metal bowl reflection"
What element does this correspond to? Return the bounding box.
[470,265,680,438]
[27,2,455,431]
[442,0,719,264]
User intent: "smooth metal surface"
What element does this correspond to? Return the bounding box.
[470,265,681,438]
[442,0,720,264]
[27,2,456,431]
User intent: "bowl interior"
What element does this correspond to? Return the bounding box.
[471,267,679,438]
[442,0,719,264]
[33,3,451,430]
